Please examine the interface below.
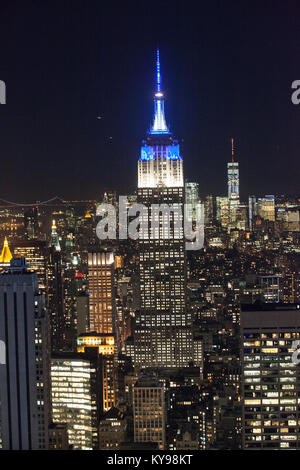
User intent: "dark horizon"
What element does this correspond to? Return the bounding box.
[0,0,299,203]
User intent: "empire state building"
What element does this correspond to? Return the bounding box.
[134,50,192,369]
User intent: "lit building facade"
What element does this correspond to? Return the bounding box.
[12,239,48,292]
[0,236,12,266]
[88,250,115,335]
[51,352,100,450]
[134,50,192,369]
[257,195,275,222]
[216,196,229,228]
[227,138,239,225]
[133,371,166,449]
[77,333,116,412]
[241,304,300,449]
[0,258,50,449]
[249,195,276,229]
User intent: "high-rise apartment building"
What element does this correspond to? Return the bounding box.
[241,303,300,449]
[0,258,50,449]
[134,50,192,369]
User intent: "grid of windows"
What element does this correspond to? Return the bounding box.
[242,326,300,449]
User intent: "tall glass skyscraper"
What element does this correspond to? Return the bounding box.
[227,138,239,224]
[134,50,192,369]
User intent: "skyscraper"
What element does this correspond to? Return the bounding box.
[77,333,116,412]
[0,258,50,450]
[51,352,101,450]
[227,138,239,225]
[134,50,192,368]
[50,219,61,252]
[88,250,115,335]
[86,249,117,411]
[241,303,300,449]
[133,371,166,449]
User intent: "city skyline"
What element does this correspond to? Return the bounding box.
[0,0,300,455]
[0,1,299,202]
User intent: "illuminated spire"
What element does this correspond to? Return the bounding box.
[0,236,12,263]
[231,138,235,163]
[156,48,161,92]
[149,49,170,135]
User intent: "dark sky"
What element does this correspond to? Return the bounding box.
[0,0,299,202]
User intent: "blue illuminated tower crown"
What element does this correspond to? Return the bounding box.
[138,50,183,188]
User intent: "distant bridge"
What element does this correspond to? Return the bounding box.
[0,197,96,207]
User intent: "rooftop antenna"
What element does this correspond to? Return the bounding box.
[156,48,161,93]
[231,137,235,163]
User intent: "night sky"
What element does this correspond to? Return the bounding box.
[0,0,299,202]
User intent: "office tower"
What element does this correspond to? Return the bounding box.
[85,250,117,412]
[133,371,166,449]
[257,195,275,222]
[77,333,116,412]
[135,50,192,369]
[216,196,229,228]
[88,250,115,335]
[241,304,300,449]
[249,195,276,229]
[227,138,239,224]
[51,352,101,450]
[0,258,50,449]
[12,239,48,291]
[0,236,12,266]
